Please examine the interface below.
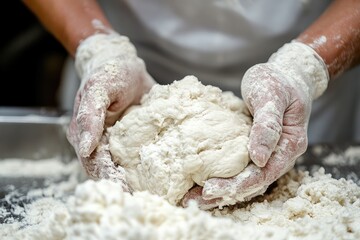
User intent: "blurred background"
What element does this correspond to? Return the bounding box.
[0,2,67,108]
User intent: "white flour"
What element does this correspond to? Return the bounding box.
[323,147,360,166]
[1,159,359,240]
[296,145,360,185]
[0,157,77,177]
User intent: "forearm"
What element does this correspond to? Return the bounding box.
[297,0,360,79]
[23,0,112,56]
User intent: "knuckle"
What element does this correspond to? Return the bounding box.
[76,111,87,125]
[264,119,282,134]
[252,119,282,144]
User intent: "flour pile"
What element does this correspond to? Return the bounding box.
[109,76,252,205]
[2,166,360,240]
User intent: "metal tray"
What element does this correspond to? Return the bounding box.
[0,107,76,195]
[0,108,78,223]
[0,107,75,161]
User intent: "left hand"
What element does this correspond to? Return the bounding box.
[76,132,133,193]
[182,42,329,210]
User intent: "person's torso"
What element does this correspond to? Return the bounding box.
[61,0,360,143]
[99,0,331,92]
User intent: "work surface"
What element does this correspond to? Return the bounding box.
[0,108,360,239]
[1,142,360,197]
[0,144,359,240]
[298,143,360,182]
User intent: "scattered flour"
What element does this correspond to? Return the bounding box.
[309,35,327,49]
[0,157,84,228]
[323,146,360,166]
[0,157,78,177]
[1,164,360,240]
[108,76,252,205]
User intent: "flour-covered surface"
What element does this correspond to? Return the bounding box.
[296,144,360,185]
[1,148,360,240]
[0,157,84,227]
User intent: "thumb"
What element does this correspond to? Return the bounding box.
[241,64,290,168]
[248,101,285,167]
[77,86,110,157]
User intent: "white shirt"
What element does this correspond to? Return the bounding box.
[99,0,331,92]
[61,0,360,143]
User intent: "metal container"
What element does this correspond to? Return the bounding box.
[0,107,75,161]
[0,107,77,211]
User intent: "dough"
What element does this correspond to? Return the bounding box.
[108,76,252,205]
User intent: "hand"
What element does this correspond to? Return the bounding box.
[78,133,132,193]
[182,42,329,210]
[67,32,155,180]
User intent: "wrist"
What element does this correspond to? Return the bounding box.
[66,19,114,56]
[268,41,329,100]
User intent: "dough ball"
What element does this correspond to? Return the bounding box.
[108,75,252,205]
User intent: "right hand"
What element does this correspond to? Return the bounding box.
[67,32,155,183]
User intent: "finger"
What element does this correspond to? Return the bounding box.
[248,101,284,167]
[181,186,221,210]
[241,65,289,167]
[77,85,110,158]
[104,62,144,126]
[80,134,132,193]
[243,127,307,193]
[77,65,143,157]
[203,129,306,201]
[66,90,82,152]
[202,164,265,201]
